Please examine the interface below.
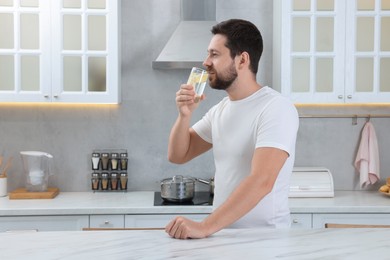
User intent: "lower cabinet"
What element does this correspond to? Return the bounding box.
[312,213,390,228]
[125,214,209,228]
[0,215,89,232]
[291,213,390,229]
[2,213,390,232]
[89,214,209,229]
[0,214,208,232]
[89,214,125,228]
[290,213,312,228]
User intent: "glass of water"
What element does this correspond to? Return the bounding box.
[187,67,208,103]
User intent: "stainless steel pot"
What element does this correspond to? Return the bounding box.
[160,175,195,202]
[196,177,214,196]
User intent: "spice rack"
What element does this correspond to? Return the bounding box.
[91,149,128,192]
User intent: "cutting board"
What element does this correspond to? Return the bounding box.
[9,187,59,199]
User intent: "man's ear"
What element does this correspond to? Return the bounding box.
[237,52,250,68]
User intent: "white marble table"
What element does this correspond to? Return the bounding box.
[0,228,389,259]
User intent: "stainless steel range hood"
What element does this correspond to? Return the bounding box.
[152,0,216,69]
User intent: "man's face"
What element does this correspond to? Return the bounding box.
[203,34,238,90]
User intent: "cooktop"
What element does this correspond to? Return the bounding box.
[154,192,213,206]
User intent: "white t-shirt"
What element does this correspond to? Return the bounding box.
[192,86,299,228]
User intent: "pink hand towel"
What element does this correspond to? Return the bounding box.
[354,122,380,188]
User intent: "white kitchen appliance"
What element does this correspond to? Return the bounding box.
[289,167,334,198]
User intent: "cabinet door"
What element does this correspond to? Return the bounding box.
[51,0,120,104]
[312,213,390,228]
[0,215,89,232]
[125,214,209,229]
[275,0,346,103]
[274,0,390,103]
[344,0,390,103]
[0,0,120,104]
[0,1,51,102]
[291,213,312,229]
[90,215,124,228]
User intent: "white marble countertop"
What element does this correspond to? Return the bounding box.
[0,191,212,216]
[0,190,389,216]
[1,228,389,259]
[289,190,390,213]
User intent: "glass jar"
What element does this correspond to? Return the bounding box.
[119,172,128,190]
[101,172,110,190]
[110,153,119,170]
[120,153,128,170]
[92,153,100,170]
[101,153,109,170]
[91,172,100,191]
[110,172,119,190]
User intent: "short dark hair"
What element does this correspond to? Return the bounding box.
[211,19,263,74]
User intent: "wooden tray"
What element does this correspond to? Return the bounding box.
[379,190,390,197]
[9,187,59,200]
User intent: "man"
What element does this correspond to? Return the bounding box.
[166,19,299,239]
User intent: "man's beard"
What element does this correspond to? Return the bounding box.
[208,62,238,90]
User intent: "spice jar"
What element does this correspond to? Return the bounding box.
[101,172,110,190]
[120,172,128,190]
[101,153,110,170]
[110,172,119,190]
[110,153,119,170]
[91,172,100,191]
[120,153,128,170]
[92,153,100,170]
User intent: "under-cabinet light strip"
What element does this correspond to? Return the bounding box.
[299,114,390,118]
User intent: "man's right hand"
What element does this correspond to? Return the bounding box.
[175,84,204,117]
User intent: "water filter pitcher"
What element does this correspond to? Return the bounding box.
[20,151,53,192]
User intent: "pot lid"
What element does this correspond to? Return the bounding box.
[161,175,195,184]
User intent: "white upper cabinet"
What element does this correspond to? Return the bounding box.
[274,0,390,104]
[0,0,120,104]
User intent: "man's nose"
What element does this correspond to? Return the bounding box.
[203,57,211,68]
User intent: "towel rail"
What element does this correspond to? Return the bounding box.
[299,114,390,125]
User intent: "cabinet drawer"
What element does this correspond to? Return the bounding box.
[313,213,390,228]
[125,214,209,228]
[290,213,312,229]
[0,215,89,232]
[89,215,125,228]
